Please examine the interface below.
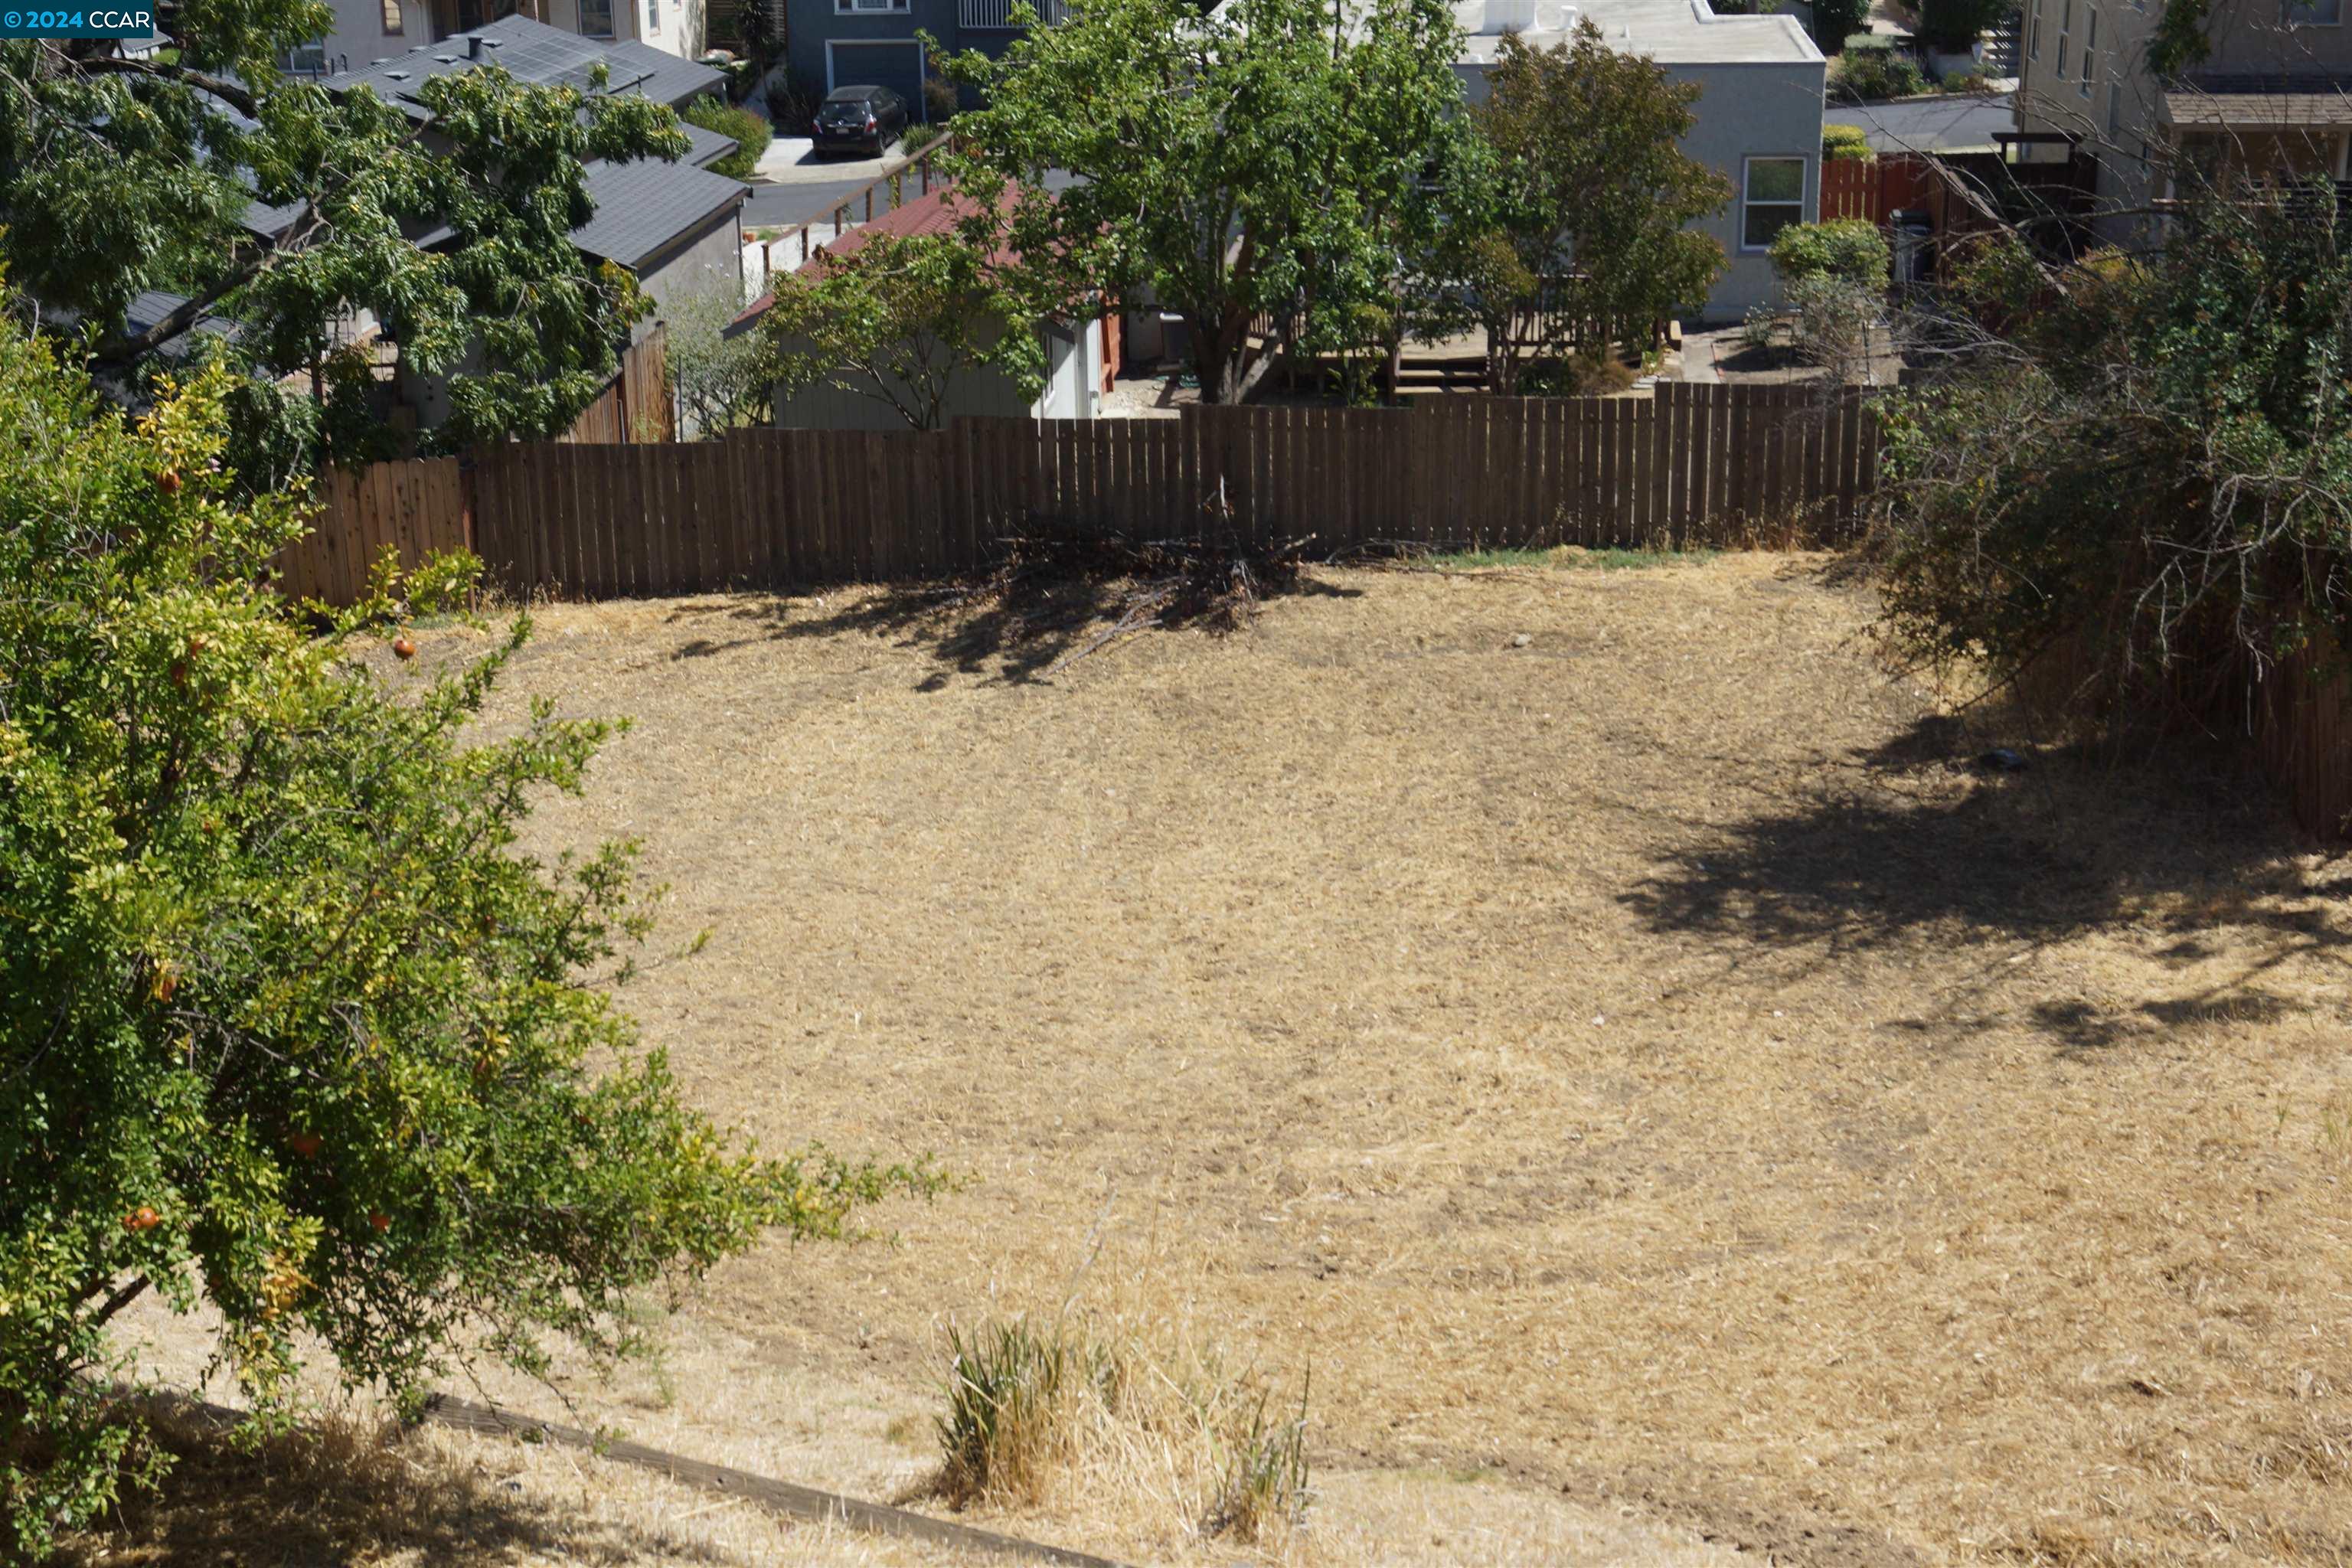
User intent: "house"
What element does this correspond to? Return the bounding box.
[782,0,1067,119]
[727,182,1112,426]
[1450,0,1828,320]
[300,19,749,431]
[289,0,713,80]
[2015,0,2352,243]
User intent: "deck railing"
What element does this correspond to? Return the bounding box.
[959,0,1069,27]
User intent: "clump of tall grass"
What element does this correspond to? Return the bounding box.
[929,1313,1312,1544]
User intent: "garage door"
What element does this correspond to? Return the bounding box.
[826,40,926,122]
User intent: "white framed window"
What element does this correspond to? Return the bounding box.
[2056,0,2072,77]
[835,0,910,11]
[2288,0,2343,22]
[381,0,403,32]
[2079,5,2097,93]
[1741,156,1805,250]
[579,0,614,32]
[283,38,327,71]
[2027,0,2040,56]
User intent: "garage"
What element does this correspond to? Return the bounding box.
[824,39,926,122]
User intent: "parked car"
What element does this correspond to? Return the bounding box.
[811,86,908,158]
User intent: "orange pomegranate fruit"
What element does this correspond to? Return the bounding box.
[123,1207,160,1232]
[391,633,418,661]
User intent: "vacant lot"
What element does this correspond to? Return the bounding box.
[133,554,2352,1566]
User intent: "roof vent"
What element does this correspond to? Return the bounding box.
[385,68,410,78]
[433,53,456,62]
[468,34,484,57]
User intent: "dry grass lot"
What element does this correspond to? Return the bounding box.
[102,552,2352,1566]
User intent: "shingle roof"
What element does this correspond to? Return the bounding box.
[570,157,747,270]
[124,290,239,348]
[324,16,721,117]
[2166,76,2352,127]
[678,119,741,168]
[724,182,1028,337]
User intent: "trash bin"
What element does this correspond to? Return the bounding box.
[1890,209,1936,286]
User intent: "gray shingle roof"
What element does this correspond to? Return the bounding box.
[324,15,721,118]
[570,156,746,270]
[124,290,239,348]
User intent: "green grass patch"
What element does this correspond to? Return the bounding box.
[1428,544,1716,572]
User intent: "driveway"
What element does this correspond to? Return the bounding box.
[741,135,922,229]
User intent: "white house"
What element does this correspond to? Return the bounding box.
[1452,0,1827,321]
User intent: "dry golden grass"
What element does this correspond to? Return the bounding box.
[98,553,2352,1565]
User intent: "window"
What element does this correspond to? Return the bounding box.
[2288,0,2342,22]
[381,0,403,31]
[1741,156,1805,250]
[645,0,659,30]
[2080,5,2096,93]
[2027,0,2040,56]
[835,0,909,11]
[579,0,613,32]
[2056,0,2071,77]
[283,38,326,71]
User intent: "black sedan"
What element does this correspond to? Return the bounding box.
[812,86,910,158]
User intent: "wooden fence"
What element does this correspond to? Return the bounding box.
[452,384,1875,598]
[1819,155,1939,227]
[557,326,671,446]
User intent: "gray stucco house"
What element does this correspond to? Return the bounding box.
[1453,0,1826,321]
[784,0,1065,117]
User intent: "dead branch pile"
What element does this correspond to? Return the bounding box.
[963,530,1321,675]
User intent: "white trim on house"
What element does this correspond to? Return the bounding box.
[824,35,926,90]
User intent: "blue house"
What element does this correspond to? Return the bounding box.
[782,0,1065,122]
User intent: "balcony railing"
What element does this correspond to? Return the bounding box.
[959,0,1068,28]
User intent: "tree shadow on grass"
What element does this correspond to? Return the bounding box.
[1619,711,2352,1051]
[53,1396,729,1568]
[656,540,1362,685]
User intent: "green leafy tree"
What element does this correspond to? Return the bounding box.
[0,24,695,482]
[1808,0,1870,51]
[0,307,933,1554]
[669,286,784,436]
[1913,0,2011,51]
[936,0,1467,404]
[1465,26,1730,394]
[760,222,1052,430]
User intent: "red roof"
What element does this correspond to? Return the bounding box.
[729,181,1031,333]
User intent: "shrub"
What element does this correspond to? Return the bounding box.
[684,94,771,180]
[1943,69,1998,92]
[1768,217,1893,289]
[1875,200,2352,717]
[1822,122,1875,162]
[922,73,959,129]
[1787,274,1882,381]
[1517,351,1639,397]
[0,307,934,1557]
[1828,47,1929,102]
